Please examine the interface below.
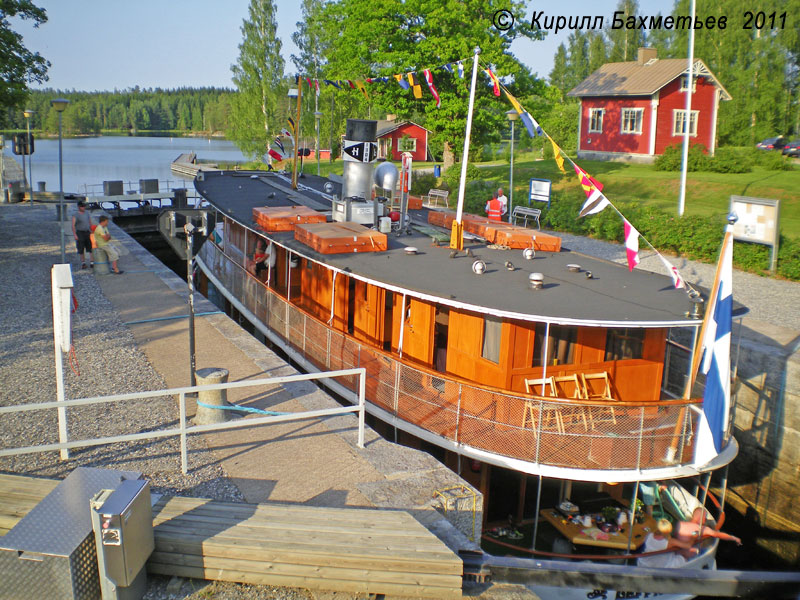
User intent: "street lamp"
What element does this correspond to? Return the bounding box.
[288,84,302,189]
[51,98,69,264]
[23,109,35,206]
[506,109,518,223]
[314,111,322,176]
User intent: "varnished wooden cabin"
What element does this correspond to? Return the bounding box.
[194,169,742,524]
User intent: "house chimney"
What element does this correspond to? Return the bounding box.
[637,47,657,65]
[385,114,397,122]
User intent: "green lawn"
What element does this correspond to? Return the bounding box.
[478,152,800,240]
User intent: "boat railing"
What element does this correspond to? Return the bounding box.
[199,240,703,472]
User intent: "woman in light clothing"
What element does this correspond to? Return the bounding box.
[94,216,123,274]
[637,519,694,568]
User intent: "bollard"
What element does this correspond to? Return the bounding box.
[92,247,111,275]
[193,367,232,425]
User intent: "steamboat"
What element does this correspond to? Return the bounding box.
[190,114,746,598]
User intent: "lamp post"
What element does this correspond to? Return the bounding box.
[314,111,322,176]
[23,109,35,206]
[506,109,518,223]
[51,98,69,264]
[289,83,302,190]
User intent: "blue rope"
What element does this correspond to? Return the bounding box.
[197,401,287,416]
[124,311,223,325]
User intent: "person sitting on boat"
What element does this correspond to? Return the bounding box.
[249,239,275,281]
[675,507,742,551]
[637,519,694,568]
[485,193,504,222]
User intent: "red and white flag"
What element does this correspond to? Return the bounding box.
[268,149,284,162]
[623,219,640,271]
[485,68,501,97]
[422,69,440,107]
[658,254,686,289]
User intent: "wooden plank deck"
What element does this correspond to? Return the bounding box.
[0,474,463,598]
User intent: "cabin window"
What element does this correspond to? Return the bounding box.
[481,316,502,363]
[225,220,246,264]
[620,108,643,134]
[397,135,417,152]
[604,328,645,361]
[672,110,699,137]
[679,75,697,93]
[532,324,577,367]
[588,109,604,133]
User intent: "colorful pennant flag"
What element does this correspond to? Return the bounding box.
[268,149,284,162]
[573,162,611,216]
[623,219,640,271]
[422,69,440,108]
[394,74,410,90]
[548,136,566,174]
[658,254,686,289]
[274,137,285,154]
[305,77,313,89]
[443,63,453,74]
[457,61,464,78]
[354,79,369,100]
[485,68,501,97]
[287,117,296,137]
[695,226,733,466]
[346,80,355,89]
[573,163,604,193]
[323,79,341,89]
[407,72,422,98]
[504,91,542,138]
[315,79,320,96]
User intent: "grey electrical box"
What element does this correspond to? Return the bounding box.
[90,479,154,600]
[138,179,158,194]
[103,181,124,196]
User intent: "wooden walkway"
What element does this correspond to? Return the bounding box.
[0,474,463,598]
[171,152,219,178]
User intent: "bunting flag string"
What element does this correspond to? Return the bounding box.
[394,73,410,90]
[273,137,285,154]
[422,69,440,108]
[457,60,464,78]
[623,219,641,272]
[485,68,501,97]
[548,135,566,174]
[322,79,341,89]
[354,79,369,100]
[407,72,423,98]
[268,148,284,162]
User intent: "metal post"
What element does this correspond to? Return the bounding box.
[21,142,26,202]
[54,329,69,460]
[185,226,196,387]
[678,0,697,216]
[180,392,187,474]
[315,110,322,176]
[57,112,66,263]
[508,118,515,223]
[292,78,303,190]
[357,368,366,448]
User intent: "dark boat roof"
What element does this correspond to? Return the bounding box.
[196,170,743,327]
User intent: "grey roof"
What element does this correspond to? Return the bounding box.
[195,171,745,327]
[568,58,731,100]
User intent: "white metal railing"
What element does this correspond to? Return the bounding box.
[0,369,367,474]
[78,179,192,197]
[199,240,707,473]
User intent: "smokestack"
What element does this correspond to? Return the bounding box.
[342,119,377,203]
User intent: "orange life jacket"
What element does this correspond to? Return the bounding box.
[486,198,503,221]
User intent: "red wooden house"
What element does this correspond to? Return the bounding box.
[376,119,432,162]
[567,48,731,163]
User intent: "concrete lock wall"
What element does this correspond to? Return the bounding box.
[728,320,800,564]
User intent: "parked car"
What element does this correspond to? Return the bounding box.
[781,140,800,158]
[756,136,788,150]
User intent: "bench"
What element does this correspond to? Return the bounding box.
[511,206,541,229]
[424,188,450,208]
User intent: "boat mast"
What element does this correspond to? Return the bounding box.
[451,46,481,251]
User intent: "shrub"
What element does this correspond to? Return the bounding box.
[654,144,710,171]
[410,173,437,196]
[753,149,793,171]
[708,147,752,173]
[441,162,482,191]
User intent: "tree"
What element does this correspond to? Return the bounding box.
[229,0,285,159]
[318,0,543,170]
[0,1,49,126]
[606,0,645,62]
[587,32,608,73]
[549,44,569,97]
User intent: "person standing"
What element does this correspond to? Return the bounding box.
[94,215,123,274]
[496,188,508,216]
[71,201,93,269]
[485,192,503,222]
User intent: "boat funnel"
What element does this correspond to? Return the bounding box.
[342,119,378,203]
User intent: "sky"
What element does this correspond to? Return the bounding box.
[13,0,675,92]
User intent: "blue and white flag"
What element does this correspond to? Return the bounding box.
[694,227,733,466]
[457,61,464,78]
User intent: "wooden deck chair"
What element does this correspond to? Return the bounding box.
[551,374,589,431]
[523,377,561,432]
[581,371,617,426]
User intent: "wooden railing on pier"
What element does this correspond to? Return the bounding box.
[171,152,219,177]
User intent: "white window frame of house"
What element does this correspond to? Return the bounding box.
[588,108,604,133]
[679,75,697,93]
[620,108,644,135]
[672,109,699,137]
[397,136,417,152]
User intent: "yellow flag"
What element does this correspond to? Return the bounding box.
[407,72,422,99]
[354,79,369,100]
[505,90,523,116]
[548,136,566,174]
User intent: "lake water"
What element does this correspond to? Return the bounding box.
[2,135,249,196]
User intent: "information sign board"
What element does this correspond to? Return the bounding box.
[729,195,780,272]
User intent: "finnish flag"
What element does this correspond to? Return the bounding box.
[694,226,733,467]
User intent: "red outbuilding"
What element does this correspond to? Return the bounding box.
[567,48,731,163]
[376,119,432,162]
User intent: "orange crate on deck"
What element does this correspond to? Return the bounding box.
[407,195,423,210]
[427,210,455,229]
[253,205,326,232]
[295,222,388,254]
